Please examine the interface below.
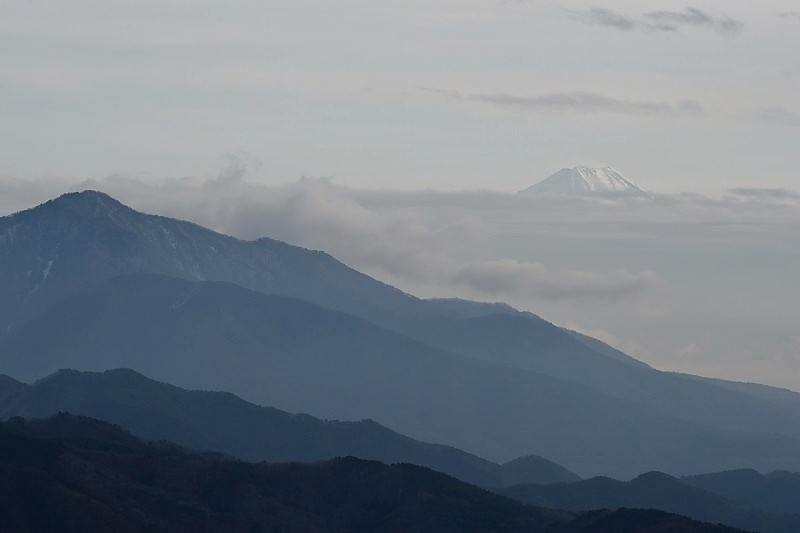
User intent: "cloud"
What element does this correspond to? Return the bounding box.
[728,188,800,201]
[575,7,743,35]
[753,106,800,128]
[422,87,800,129]
[218,152,262,183]
[453,259,659,301]
[421,86,704,117]
[643,8,742,35]
[675,343,701,358]
[0,167,662,303]
[779,12,800,19]
[578,8,637,31]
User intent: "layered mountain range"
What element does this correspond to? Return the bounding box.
[502,471,800,533]
[2,191,800,481]
[0,368,579,489]
[0,413,738,532]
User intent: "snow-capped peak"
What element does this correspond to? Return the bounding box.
[518,166,646,195]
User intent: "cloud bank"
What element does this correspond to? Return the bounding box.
[0,172,660,303]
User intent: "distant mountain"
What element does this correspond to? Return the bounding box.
[6,192,800,479]
[399,310,800,451]
[502,471,800,533]
[562,328,652,369]
[427,298,650,369]
[518,166,647,195]
[0,190,443,336]
[427,297,525,319]
[0,413,744,533]
[0,368,579,488]
[5,273,800,479]
[683,469,800,516]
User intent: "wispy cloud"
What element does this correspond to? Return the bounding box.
[453,259,658,301]
[579,8,637,31]
[729,188,800,201]
[422,87,800,129]
[754,106,800,128]
[643,7,743,35]
[575,7,743,35]
[420,87,704,117]
[778,11,800,20]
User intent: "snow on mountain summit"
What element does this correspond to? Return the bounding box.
[518,167,646,195]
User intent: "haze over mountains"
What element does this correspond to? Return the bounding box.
[3,191,800,481]
[502,471,800,533]
[0,368,579,489]
[0,413,739,533]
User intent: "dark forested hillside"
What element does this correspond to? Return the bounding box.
[0,414,742,533]
[502,471,800,533]
[683,469,800,516]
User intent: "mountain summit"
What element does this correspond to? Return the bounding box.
[519,166,646,195]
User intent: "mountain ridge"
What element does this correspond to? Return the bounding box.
[0,413,740,532]
[0,367,580,489]
[502,470,800,533]
[5,192,800,479]
[5,273,800,478]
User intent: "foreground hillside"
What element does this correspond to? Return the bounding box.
[0,414,742,532]
[0,368,579,488]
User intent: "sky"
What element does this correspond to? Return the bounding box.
[2,0,799,193]
[1,1,799,388]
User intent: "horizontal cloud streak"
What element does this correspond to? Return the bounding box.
[754,106,800,128]
[576,7,743,35]
[729,188,800,201]
[423,87,800,129]
[643,7,742,35]
[453,259,658,301]
[421,87,704,117]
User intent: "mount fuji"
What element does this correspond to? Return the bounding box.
[519,166,647,196]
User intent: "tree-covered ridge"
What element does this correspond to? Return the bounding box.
[0,413,741,532]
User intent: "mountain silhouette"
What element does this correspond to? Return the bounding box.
[0,413,743,532]
[503,471,800,533]
[683,469,800,516]
[4,273,800,478]
[4,192,800,479]
[0,190,440,335]
[0,368,578,488]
